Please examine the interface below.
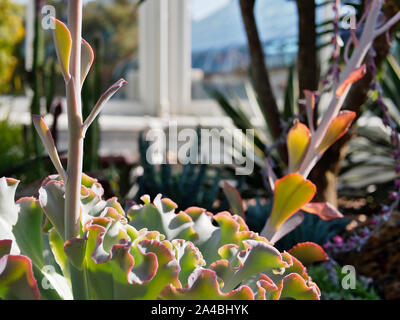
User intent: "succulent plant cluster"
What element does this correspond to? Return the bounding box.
[0,174,328,300]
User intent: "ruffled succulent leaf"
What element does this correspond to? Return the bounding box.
[288,242,328,266]
[64,235,87,270]
[256,273,280,300]
[1,179,70,300]
[317,111,356,154]
[262,174,316,241]
[38,179,66,240]
[38,175,110,241]
[287,122,311,173]
[114,239,180,300]
[281,252,320,296]
[186,208,265,264]
[183,207,219,263]
[277,273,320,300]
[81,173,105,197]
[222,182,245,218]
[302,202,344,220]
[211,240,290,292]
[128,195,198,243]
[170,239,206,287]
[281,252,310,281]
[0,254,40,300]
[52,18,72,81]
[37,264,73,300]
[48,229,69,279]
[82,212,181,300]
[12,198,45,268]
[159,268,254,300]
[84,220,114,299]
[130,198,270,266]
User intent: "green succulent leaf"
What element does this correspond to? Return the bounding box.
[0,254,40,300]
[82,213,181,300]
[13,198,44,268]
[38,178,66,240]
[185,208,265,264]
[2,175,321,300]
[84,219,114,299]
[64,236,87,270]
[256,274,279,300]
[288,242,328,266]
[278,273,320,300]
[170,239,206,287]
[263,174,316,241]
[287,122,311,173]
[53,19,72,81]
[159,268,254,300]
[128,195,198,243]
[52,18,72,81]
[49,228,69,278]
[211,240,290,292]
[1,177,71,300]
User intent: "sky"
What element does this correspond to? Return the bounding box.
[191,0,229,21]
[13,0,229,22]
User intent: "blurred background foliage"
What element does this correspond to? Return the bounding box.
[46,0,139,93]
[308,264,381,300]
[0,0,24,94]
[0,118,25,172]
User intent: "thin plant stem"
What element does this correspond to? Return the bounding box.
[65,0,83,242]
[65,0,87,300]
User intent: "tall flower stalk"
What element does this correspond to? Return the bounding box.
[32,0,126,298]
[65,0,83,243]
[298,0,400,179]
[258,0,400,241]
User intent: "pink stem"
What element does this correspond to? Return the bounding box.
[65,0,83,241]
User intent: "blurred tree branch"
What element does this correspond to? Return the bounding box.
[296,0,319,95]
[239,0,287,163]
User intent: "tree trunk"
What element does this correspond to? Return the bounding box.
[238,0,287,163]
[296,0,319,94]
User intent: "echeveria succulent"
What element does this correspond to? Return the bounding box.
[0,174,325,300]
